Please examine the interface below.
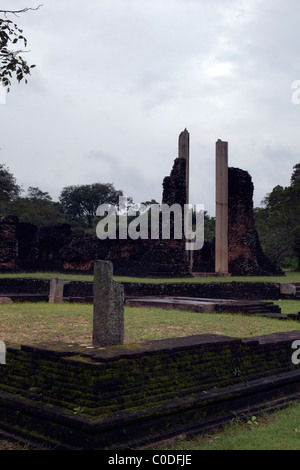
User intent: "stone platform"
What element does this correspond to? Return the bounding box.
[125,296,283,317]
[1,331,300,449]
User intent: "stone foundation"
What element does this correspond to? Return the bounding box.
[0,277,291,302]
[0,331,300,449]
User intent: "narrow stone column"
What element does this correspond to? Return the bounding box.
[178,128,190,205]
[92,260,124,347]
[215,140,229,274]
[178,128,194,268]
[49,277,69,303]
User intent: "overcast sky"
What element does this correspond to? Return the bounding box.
[1,0,300,216]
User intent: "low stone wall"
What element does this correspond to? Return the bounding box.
[0,278,49,294]
[0,331,300,449]
[64,279,286,301]
[0,277,289,301]
[122,281,283,300]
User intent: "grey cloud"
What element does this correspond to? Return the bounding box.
[2,0,300,219]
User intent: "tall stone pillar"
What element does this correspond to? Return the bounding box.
[93,260,124,347]
[215,140,229,274]
[178,128,190,204]
[178,129,193,268]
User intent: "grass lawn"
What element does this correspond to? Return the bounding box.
[1,301,300,450]
[146,400,300,450]
[1,301,300,345]
[1,270,300,283]
[1,274,300,451]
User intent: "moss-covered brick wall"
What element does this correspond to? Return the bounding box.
[0,278,284,301]
[0,278,49,294]
[64,279,282,300]
[0,331,300,449]
[122,281,282,300]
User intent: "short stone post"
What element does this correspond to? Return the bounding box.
[0,340,5,364]
[49,277,70,303]
[92,260,124,347]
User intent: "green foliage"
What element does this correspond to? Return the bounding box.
[279,257,298,270]
[27,186,52,201]
[290,163,300,186]
[255,164,300,269]
[247,415,258,426]
[0,7,40,91]
[140,199,159,208]
[73,406,85,415]
[204,212,215,242]
[59,182,124,228]
[0,163,21,201]
[0,186,67,227]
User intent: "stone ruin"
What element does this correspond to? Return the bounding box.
[0,131,282,277]
[193,163,282,276]
[92,260,124,347]
[227,167,282,275]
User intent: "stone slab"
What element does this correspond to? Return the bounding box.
[125,295,282,316]
[92,260,124,347]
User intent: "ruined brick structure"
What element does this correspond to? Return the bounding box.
[0,216,192,277]
[0,131,282,277]
[193,167,283,275]
[0,216,18,270]
[227,167,282,275]
[0,147,192,277]
[162,157,187,207]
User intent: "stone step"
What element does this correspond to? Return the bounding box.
[284,283,300,298]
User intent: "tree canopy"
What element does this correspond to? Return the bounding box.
[59,183,124,228]
[0,185,67,227]
[0,165,129,230]
[255,164,300,269]
[0,163,21,201]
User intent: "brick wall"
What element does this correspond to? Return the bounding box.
[0,331,300,449]
[0,277,284,300]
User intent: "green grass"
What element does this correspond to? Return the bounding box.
[146,401,300,450]
[1,269,300,283]
[272,299,300,314]
[1,291,300,450]
[0,300,300,345]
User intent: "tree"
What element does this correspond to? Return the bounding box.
[291,163,300,186]
[26,186,52,201]
[203,211,215,243]
[59,183,124,228]
[0,5,41,91]
[0,163,21,202]
[1,185,67,227]
[261,185,284,208]
[140,199,159,209]
[255,168,300,269]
